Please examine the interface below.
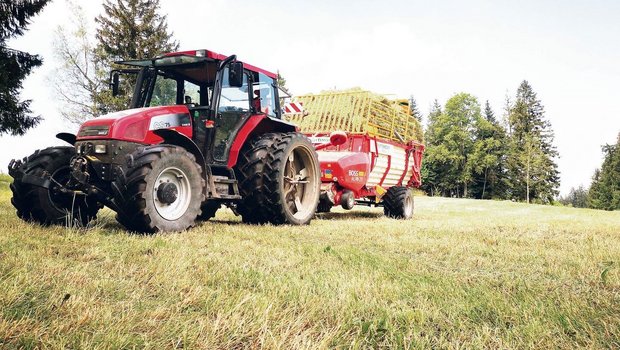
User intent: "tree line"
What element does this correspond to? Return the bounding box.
[416,81,560,204]
[416,83,619,210]
[559,134,620,210]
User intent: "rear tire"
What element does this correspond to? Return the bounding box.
[383,186,414,219]
[236,132,320,225]
[113,145,204,233]
[235,133,279,224]
[9,147,99,226]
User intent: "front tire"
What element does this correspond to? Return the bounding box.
[383,186,414,219]
[114,145,204,233]
[9,147,99,226]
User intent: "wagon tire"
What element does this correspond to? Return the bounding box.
[383,186,414,219]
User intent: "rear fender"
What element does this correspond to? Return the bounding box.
[227,115,297,168]
[152,129,206,171]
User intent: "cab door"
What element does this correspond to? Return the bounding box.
[211,66,252,163]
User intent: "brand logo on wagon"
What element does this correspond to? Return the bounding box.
[348,170,366,182]
[348,170,366,177]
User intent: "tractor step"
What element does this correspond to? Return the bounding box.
[207,165,241,200]
[214,178,237,184]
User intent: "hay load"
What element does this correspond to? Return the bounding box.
[285,88,424,144]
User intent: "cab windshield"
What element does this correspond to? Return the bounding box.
[117,55,219,109]
[132,70,205,108]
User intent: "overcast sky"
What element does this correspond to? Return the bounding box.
[2,0,619,196]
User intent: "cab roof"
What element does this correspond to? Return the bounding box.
[117,49,277,80]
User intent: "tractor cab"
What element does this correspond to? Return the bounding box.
[104,49,284,165]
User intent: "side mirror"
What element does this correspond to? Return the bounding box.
[110,72,120,97]
[228,61,244,88]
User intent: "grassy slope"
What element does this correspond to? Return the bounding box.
[0,175,619,349]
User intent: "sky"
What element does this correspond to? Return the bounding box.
[2,0,619,196]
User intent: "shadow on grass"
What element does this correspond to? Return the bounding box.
[316,210,384,221]
[81,208,385,234]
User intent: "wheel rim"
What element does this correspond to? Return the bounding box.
[283,145,318,220]
[404,193,413,216]
[153,166,192,221]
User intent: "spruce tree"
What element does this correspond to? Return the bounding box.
[589,133,620,210]
[94,0,179,112]
[506,81,559,203]
[484,100,496,124]
[0,0,51,136]
[95,0,178,61]
[408,95,422,122]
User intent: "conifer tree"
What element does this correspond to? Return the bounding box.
[559,185,589,208]
[484,100,496,124]
[0,0,50,135]
[95,0,178,61]
[94,0,178,113]
[506,81,559,203]
[408,95,422,122]
[589,133,620,210]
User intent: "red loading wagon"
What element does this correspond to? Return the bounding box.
[284,89,425,219]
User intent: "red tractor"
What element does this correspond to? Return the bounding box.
[8,50,321,232]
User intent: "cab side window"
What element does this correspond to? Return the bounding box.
[219,67,250,113]
[253,73,277,117]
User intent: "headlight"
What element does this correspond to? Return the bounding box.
[94,144,107,154]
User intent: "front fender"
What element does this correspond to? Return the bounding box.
[152,129,206,170]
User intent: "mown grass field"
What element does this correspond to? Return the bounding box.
[0,174,619,349]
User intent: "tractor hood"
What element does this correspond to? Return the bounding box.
[76,105,193,144]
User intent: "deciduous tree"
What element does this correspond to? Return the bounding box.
[50,2,104,124]
[422,93,480,197]
[468,101,508,199]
